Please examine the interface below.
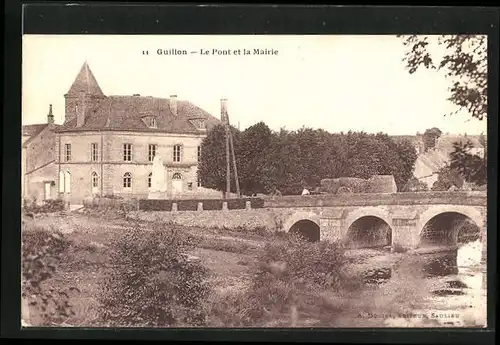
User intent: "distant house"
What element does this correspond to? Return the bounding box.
[412,134,485,189]
[22,105,60,203]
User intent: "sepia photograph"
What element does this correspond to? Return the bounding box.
[21,34,487,329]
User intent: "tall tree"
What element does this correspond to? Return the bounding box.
[422,127,443,152]
[236,122,275,195]
[376,134,418,190]
[198,124,241,194]
[400,34,487,185]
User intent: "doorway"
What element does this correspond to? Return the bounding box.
[172,172,183,195]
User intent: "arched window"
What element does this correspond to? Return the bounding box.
[59,171,65,193]
[148,172,152,188]
[172,172,182,180]
[64,170,71,193]
[92,172,99,188]
[123,172,132,188]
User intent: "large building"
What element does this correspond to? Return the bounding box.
[22,62,222,204]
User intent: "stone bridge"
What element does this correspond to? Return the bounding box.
[130,191,487,253]
[264,191,487,252]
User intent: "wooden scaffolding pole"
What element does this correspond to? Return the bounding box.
[225,123,231,199]
[222,98,241,199]
[228,127,241,198]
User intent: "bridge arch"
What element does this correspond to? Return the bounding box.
[283,211,321,242]
[343,207,392,249]
[417,205,484,248]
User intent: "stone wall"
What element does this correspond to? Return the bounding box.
[128,209,285,231]
[264,191,486,208]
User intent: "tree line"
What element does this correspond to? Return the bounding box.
[198,122,418,196]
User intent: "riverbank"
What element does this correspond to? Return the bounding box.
[21,210,487,328]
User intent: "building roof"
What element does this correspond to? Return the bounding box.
[58,62,222,134]
[66,62,105,97]
[57,95,221,134]
[22,124,61,148]
[22,124,47,138]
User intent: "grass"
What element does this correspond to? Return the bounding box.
[21,210,486,328]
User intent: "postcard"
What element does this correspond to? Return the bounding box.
[21,34,487,328]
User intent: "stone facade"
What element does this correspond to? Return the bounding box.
[23,61,223,204]
[56,131,204,203]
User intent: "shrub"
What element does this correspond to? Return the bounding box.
[22,225,78,325]
[138,199,174,211]
[205,234,357,327]
[102,194,124,199]
[200,199,224,210]
[97,221,212,327]
[23,198,65,214]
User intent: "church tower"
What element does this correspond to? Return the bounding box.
[64,62,106,125]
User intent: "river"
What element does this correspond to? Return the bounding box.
[345,239,487,328]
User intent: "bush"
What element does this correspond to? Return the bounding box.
[22,225,78,325]
[23,198,65,214]
[97,221,212,327]
[102,194,124,199]
[138,199,174,211]
[206,234,357,327]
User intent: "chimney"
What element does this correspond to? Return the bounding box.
[76,92,86,127]
[170,95,177,116]
[47,104,54,124]
[220,98,228,123]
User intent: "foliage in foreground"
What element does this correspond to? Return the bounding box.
[97,222,212,327]
[399,34,487,186]
[23,198,65,214]
[206,234,361,327]
[22,225,78,325]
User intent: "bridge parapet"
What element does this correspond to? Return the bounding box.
[263,191,487,208]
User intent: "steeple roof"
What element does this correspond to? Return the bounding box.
[66,62,105,97]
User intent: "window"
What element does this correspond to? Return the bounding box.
[150,118,157,128]
[148,173,152,188]
[148,144,157,162]
[123,144,132,161]
[188,182,193,191]
[173,144,182,163]
[123,172,132,188]
[64,144,71,162]
[91,143,99,161]
[197,146,201,161]
[172,172,182,180]
[64,170,71,193]
[92,172,99,188]
[197,176,202,187]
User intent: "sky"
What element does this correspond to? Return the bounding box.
[22,35,487,135]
